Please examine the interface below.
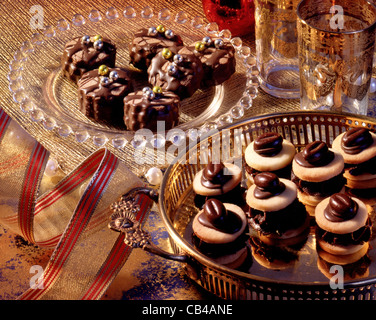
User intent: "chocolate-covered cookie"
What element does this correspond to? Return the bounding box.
[129,25,184,71]
[332,128,376,197]
[192,161,243,208]
[189,36,236,87]
[315,193,371,259]
[244,132,296,184]
[62,35,116,83]
[78,66,132,127]
[291,140,345,209]
[148,46,204,99]
[192,199,248,268]
[246,172,309,246]
[123,86,180,131]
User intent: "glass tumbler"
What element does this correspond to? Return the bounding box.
[297,0,376,115]
[254,0,301,99]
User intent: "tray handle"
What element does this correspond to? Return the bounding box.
[108,187,188,264]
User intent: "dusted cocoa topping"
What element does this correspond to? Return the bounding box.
[253,172,285,199]
[341,128,373,155]
[324,193,358,222]
[200,162,232,189]
[197,199,242,234]
[129,26,184,71]
[253,132,283,157]
[295,141,334,167]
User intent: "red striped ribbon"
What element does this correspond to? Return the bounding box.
[0,108,152,300]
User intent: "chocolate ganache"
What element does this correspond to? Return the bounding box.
[253,132,283,157]
[197,199,242,234]
[324,193,358,222]
[295,141,334,167]
[253,172,285,199]
[200,162,232,189]
[341,128,373,155]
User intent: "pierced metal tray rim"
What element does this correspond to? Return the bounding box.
[158,110,376,290]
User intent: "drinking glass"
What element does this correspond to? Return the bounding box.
[297,0,376,115]
[254,0,301,99]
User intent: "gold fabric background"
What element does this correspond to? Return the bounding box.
[0,0,299,300]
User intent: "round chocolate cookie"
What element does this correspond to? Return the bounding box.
[123,86,180,131]
[332,128,376,194]
[246,172,309,246]
[192,199,248,268]
[129,25,184,71]
[244,132,296,184]
[62,35,116,83]
[148,46,204,99]
[291,140,345,208]
[78,66,132,127]
[315,193,372,257]
[189,36,236,87]
[192,161,243,208]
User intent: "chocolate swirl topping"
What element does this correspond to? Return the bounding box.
[295,140,334,168]
[198,199,242,234]
[341,128,373,155]
[253,172,286,199]
[254,132,283,157]
[200,162,232,189]
[324,193,358,222]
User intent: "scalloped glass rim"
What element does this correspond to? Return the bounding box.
[8,6,258,149]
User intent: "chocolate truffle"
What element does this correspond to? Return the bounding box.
[123,86,180,131]
[315,193,371,260]
[192,198,248,268]
[62,35,116,83]
[78,66,132,127]
[244,132,296,184]
[129,25,184,71]
[148,46,204,99]
[190,36,236,87]
[192,161,243,208]
[246,172,309,246]
[332,128,376,196]
[291,140,346,209]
